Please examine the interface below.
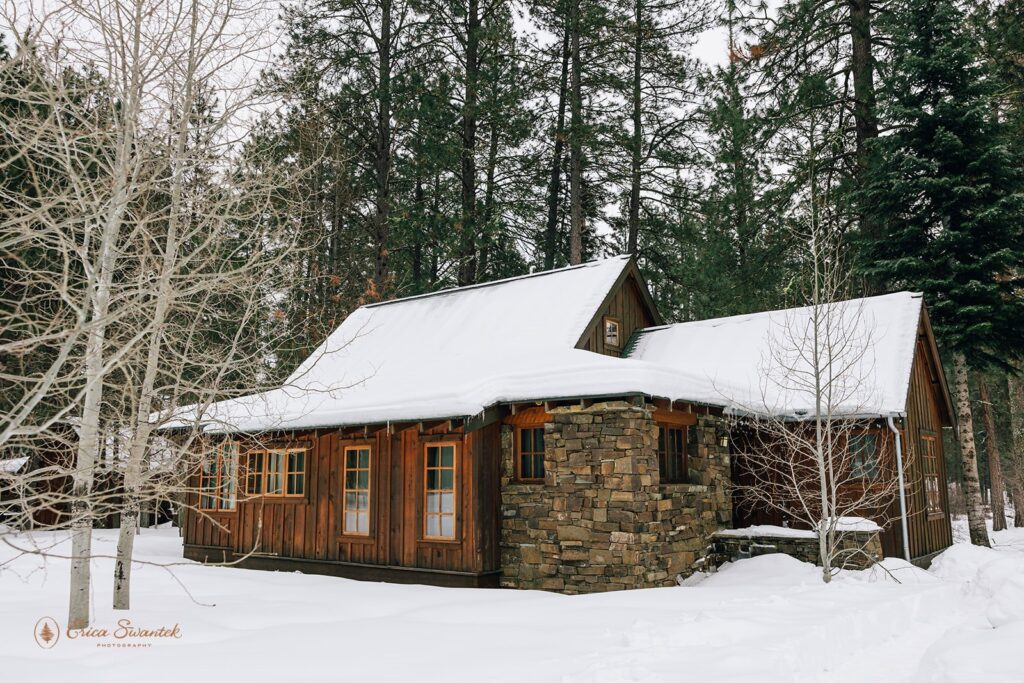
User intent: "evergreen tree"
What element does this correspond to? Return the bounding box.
[861,0,1024,547]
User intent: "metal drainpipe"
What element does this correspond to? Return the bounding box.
[887,415,911,562]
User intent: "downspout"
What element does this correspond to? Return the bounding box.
[887,415,911,562]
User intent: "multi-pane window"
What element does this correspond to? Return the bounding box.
[657,426,687,484]
[343,446,371,535]
[242,447,306,497]
[518,427,545,481]
[199,442,238,511]
[849,432,880,480]
[604,317,621,348]
[922,434,943,515]
[424,444,456,539]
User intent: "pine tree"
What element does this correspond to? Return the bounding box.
[861,0,1024,547]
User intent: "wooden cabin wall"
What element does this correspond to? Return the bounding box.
[183,421,502,577]
[578,273,656,356]
[884,338,954,559]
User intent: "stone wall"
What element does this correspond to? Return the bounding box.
[499,400,731,593]
[711,529,884,570]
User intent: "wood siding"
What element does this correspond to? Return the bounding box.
[183,421,502,577]
[883,337,954,559]
[577,272,657,356]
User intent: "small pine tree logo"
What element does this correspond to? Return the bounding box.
[34,617,60,649]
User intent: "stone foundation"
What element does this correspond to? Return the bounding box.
[499,401,731,593]
[711,528,883,570]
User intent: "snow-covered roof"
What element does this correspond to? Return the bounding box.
[185,256,660,432]
[180,257,927,434]
[628,291,924,419]
[0,456,30,474]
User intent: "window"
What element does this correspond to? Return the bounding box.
[604,317,621,348]
[518,427,545,481]
[343,446,371,535]
[424,444,456,539]
[242,447,306,497]
[922,434,943,515]
[849,432,879,480]
[199,442,238,511]
[658,425,687,484]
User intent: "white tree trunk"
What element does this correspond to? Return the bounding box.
[953,352,990,547]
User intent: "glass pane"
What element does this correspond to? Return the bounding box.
[441,492,454,514]
[293,475,304,495]
[534,454,545,478]
[358,470,369,489]
[289,451,304,472]
[520,429,529,452]
[358,512,369,533]
[427,446,438,468]
[658,429,665,455]
[358,449,370,468]
[426,492,440,513]
[520,453,531,479]
[345,491,357,511]
[347,450,357,468]
[344,512,357,532]
[426,515,440,537]
[426,469,438,490]
[440,469,453,490]
[533,428,544,453]
[440,514,454,538]
[266,474,282,495]
[441,446,454,467]
[357,492,368,510]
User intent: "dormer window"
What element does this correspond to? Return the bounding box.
[604,317,621,348]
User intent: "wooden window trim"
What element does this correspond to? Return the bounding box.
[242,446,308,499]
[603,316,622,349]
[516,425,546,483]
[423,441,458,541]
[341,444,373,537]
[199,441,239,512]
[921,432,944,518]
[656,424,688,485]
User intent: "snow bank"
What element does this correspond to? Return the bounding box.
[713,525,817,539]
[0,456,29,473]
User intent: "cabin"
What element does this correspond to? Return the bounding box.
[179,255,954,593]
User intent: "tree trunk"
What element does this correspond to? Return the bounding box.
[627,0,642,255]
[849,0,879,250]
[458,0,481,286]
[543,27,571,271]
[1007,373,1024,526]
[953,352,991,546]
[568,0,584,265]
[371,0,393,300]
[978,373,1007,531]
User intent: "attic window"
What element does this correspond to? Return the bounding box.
[604,317,621,348]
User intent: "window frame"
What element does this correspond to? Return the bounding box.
[516,425,546,482]
[241,446,307,499]
[423,441,458,541]
[603,316,622,349]
[342,444,373,537]
[921,432,943,517]
[848,431,881,481]
[198,441,239,512]
[656,423,688,485]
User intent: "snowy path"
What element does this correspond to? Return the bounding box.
[1,526,1021,682]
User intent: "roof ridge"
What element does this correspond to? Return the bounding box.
[361,254,632,310]
[638,291,923,334]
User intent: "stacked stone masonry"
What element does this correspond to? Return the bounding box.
[499,401,732,594]
[711,529,884,570]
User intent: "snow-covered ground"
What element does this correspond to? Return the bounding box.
[1,523,1022,683]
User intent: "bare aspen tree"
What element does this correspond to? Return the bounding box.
[1,0,305,624]
[730,95,902,582]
